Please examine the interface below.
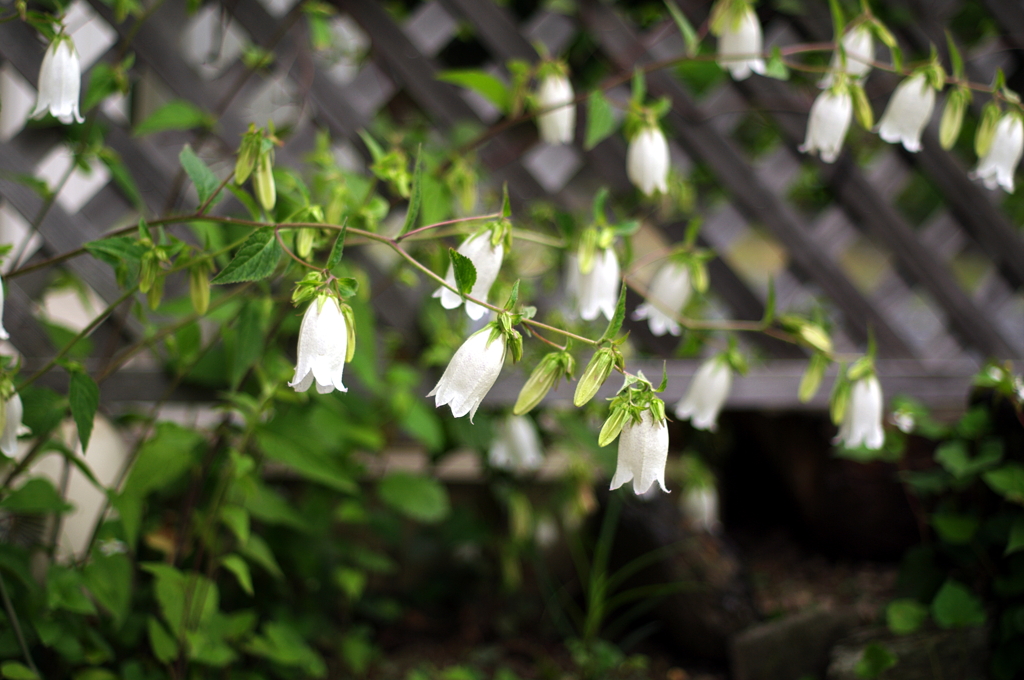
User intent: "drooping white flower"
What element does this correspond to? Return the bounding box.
[971,113,1024,193]
[877,74,936,153]
[536,74,575,145]
[433,231,504,320]
[799,89,853,163]
[609,409,670,495]
[0,278,9,341]
[289,295,349,394]
[626,126,670,196]
[717,5,766,81]
[31,36,84,125]
[489,414,544,473]
[567,248,620,322]
[819,26,874,88]
[674,357,732,431]
[428,327,506,422]
[633,262,691,337]
[835,375,885,450]
[682,486,721,533]
[0,393,28,457]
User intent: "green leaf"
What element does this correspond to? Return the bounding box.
[82,63,119,112]
[449,248,477,297]
[357,130,385,163]
[147,616,179,663]
[141,562,219,636]
[326,224,347,270]
[935,439,1002,479]
[931,579,986,629]
[854,642,897,679]
[0,478,72,514]
[221,554,254,596]
[47,565,97,615]
[599,283,628,342]
[764,46,790,80]
[931,511,979,544]
[134,100,213,136]
[245,622,327,677]
[886,598,928,635]
[69,370,99,451]
[0,662,39,680]
[664,0,699,56]
[83,552,132,626]
[1006,515,1024,556]
[983,462,1024,504]
[179,144,222,207]
[211,228,282,284]
[945,30,964,80]
[436,70,510,113]
[399,145,424,237]
[828,0,845,41]
[584,91,618,150]
[377,472,450,523]
[239,534,283,579]
[631,68,646,105]
[228,301,266,388]
[255,430,357,494]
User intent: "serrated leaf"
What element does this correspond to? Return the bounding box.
[436,69,510,113]
[326,224,347,270]
[135,100,213,136]
[399,145,423,237]
[69,370,99,451]
[449,248,477,296]
[212,228,282,284]
[664,0,699,56]
[179,145,222,206]
[599,282,628,342]
[585,91,617,150]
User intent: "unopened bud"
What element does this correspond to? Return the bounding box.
[139,250,159,294]
[940,88,968,150]
[597,405,629,447]
[147,272,164,310]
[514,351,570,415]
[190,262,211,315]
[296,228,315,259]
[574,347,615,407]
[254,151,276,212]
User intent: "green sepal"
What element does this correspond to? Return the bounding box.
[504,280,520,311]
[830,364,850,425]
[341,302,357,363]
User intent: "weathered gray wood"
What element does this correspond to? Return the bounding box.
[579,3,917,358]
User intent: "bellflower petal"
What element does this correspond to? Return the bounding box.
[289,296,348,394]
[799,89,853,163]
[971,114,1024,193]
[626,126,670,196]
[674,358,732,431]
[489,414,544,473]
[877,74,936,153]
[31,37,84,124]
[819,26,874,87]
[835,375,885,450]
[428,328,506,422]
[609,410,670,495]
[570,248,620,322]
[717,6,766,81]
[433,231,505,320]
[0,393,26,457]
[633,262,691,337]
[536,74,575,145]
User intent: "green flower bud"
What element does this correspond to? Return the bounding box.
[139,250,159,294]
[574,347,615,407]
[799,352,829,403]
[939,87,968,150]
[514,351,572,415]
[147,272,164,310]
[296,228,315,259]
[189,261,211,316]
[254,151,276,212]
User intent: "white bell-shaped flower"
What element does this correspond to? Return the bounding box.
[819,26,874,88]
[0,393,29,457]
[567,248,620,322]
[633,262,691,337]
[536,74,575,145]
[682,486,721,534]
[489,414,544,473]
[971,114,1024,193]
[289,296,348,394]
[609,409,670,495]
[835,375,885,450]
[434,231,504,320]
[799,89,853,163]
[31,36,84,124]
[877,74,936,153]
[428,327,506,422]
[717,5,766,81]
[0,278,9,341]
[674,357,732,431]
[626,126,670,196]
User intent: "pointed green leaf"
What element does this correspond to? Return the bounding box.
[449,247,477,296]
[378,472,450,523]
[501,182,512,218]
[357,130,385,163]
[135,100,213,136]
[179,144,221,206]
[221,554,254,596]
[399,145,424,236]
[764,46,790,80]
[931,579,986,629]
[631,68,646,105]
[585,91,617,150]
[599,282,628,342]
[69,370,99,451]
[854,642,898,678]
[147,617,179,663]
[212,228,282,284]
[886,598,928,635]
[326,223,347,270]
[828,0,845,42]
[504,279,520,310]
[761,277,776,326]
[436,69,510,114]
[664,0,699,56]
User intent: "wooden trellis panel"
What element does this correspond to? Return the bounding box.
[0,0,1018,413]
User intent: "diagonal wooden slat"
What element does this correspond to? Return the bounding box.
[579,2,917,359]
